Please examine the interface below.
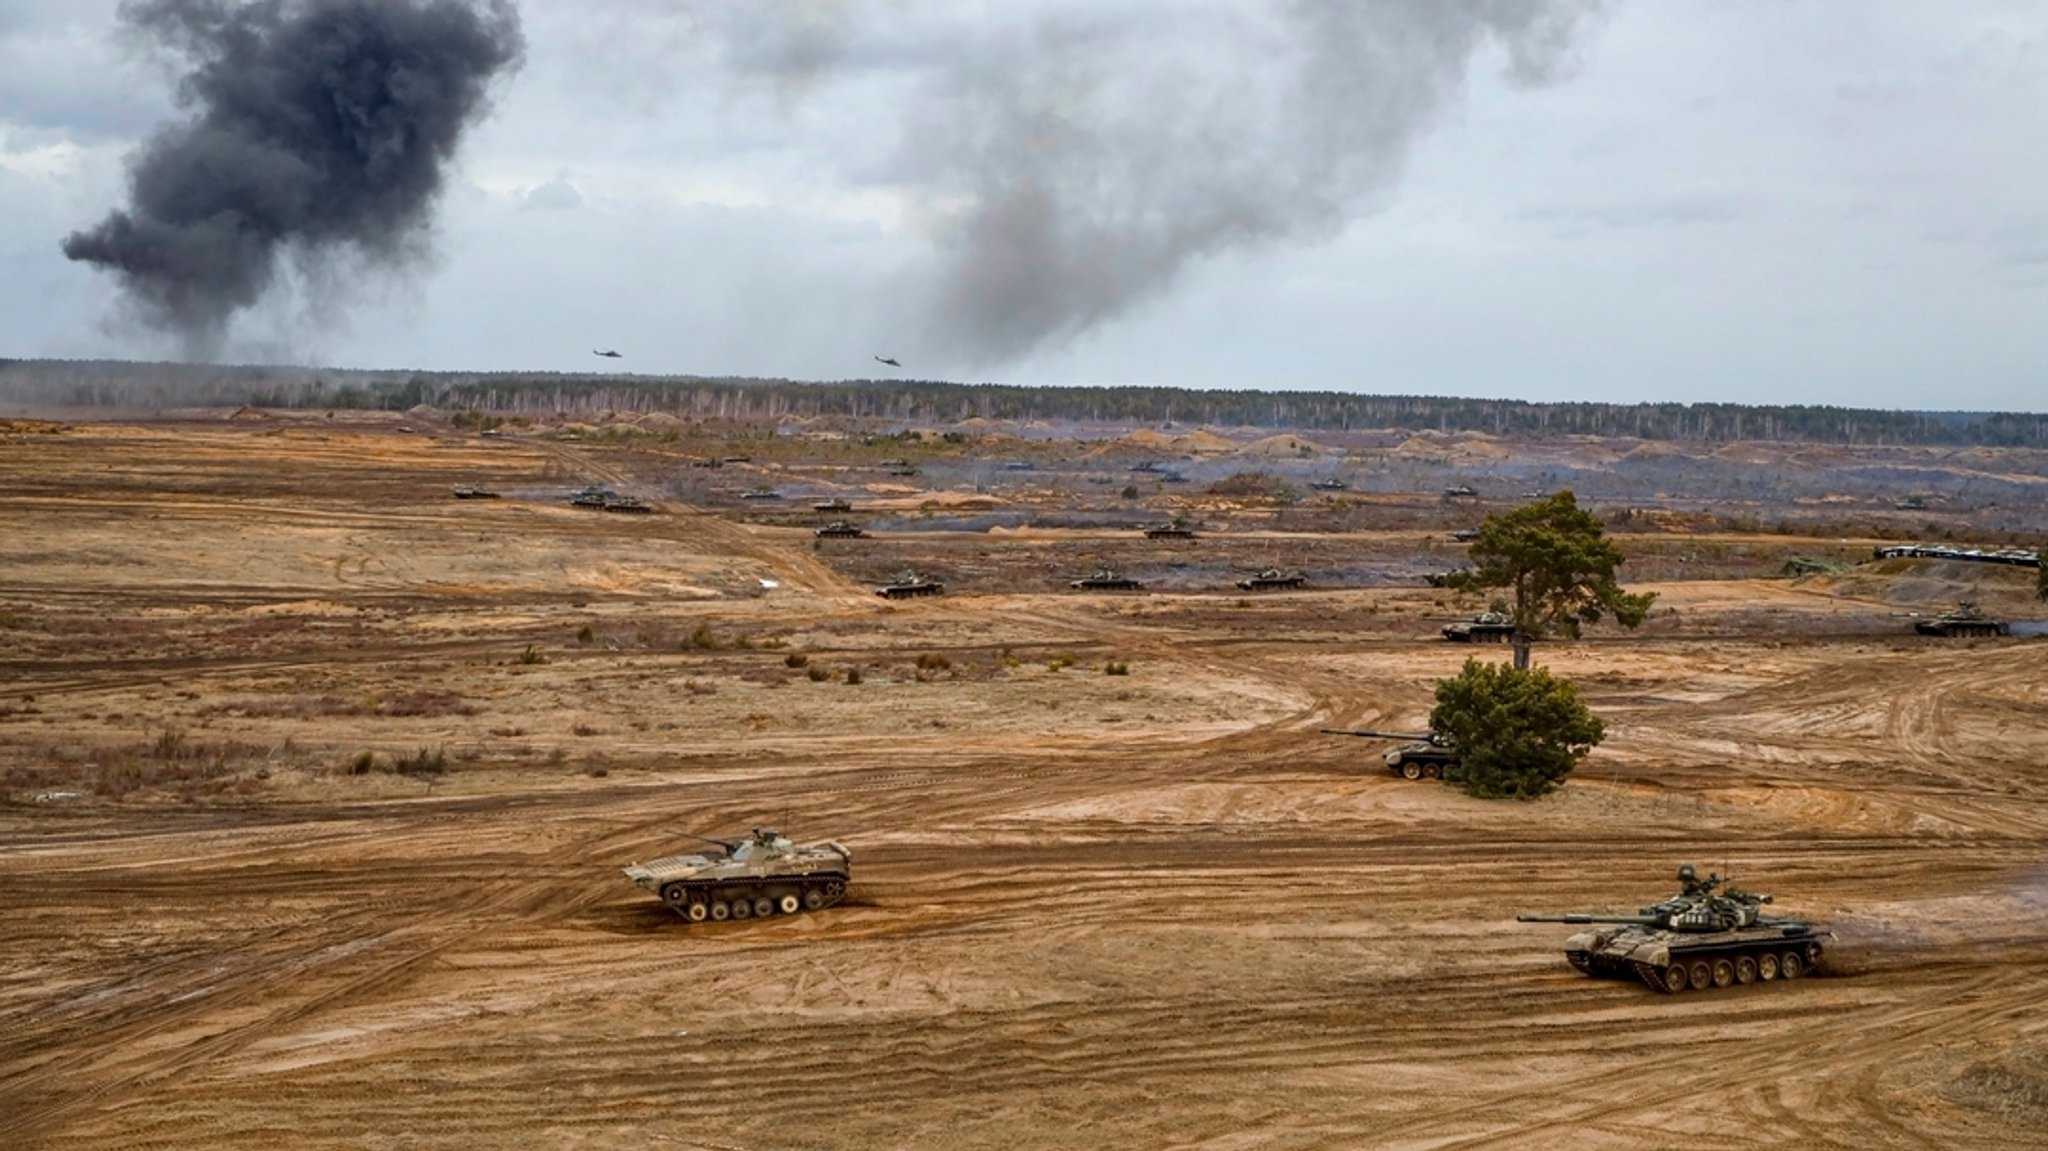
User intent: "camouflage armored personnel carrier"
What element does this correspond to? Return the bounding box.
[1070,568,1144,591]
[1914,601,2009,638]
[1442,611,1515,643]
[569,484,616,508]
[813,498,854,512]
[451,486,501,500]
[624,828,851,923]
[1144,518,1197,539]
[815,520,866,538]
[1320,727,1459,780]
[877,570,944,598]
[1518,865,1830,993]
[1236,568,1306,591]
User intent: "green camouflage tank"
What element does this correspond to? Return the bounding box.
[1518,865,1830,993]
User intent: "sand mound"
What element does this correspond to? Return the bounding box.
[1172,429,1237,454]
[1236,434,1327,458]
[1121,428,1176,448]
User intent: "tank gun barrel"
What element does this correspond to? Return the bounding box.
[1516,913,1661,925]
[1320,727,1434,741]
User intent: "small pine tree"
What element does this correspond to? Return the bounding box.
[1430,658,1604,799]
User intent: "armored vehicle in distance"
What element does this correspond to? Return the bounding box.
[1236,568,1306,591]
[1518,865,1830,993]
[624,829,851,923]
[740,487,783,500]
[815,520,866,538]
[813,498,854,512]
[1443,611,1515,643]
[1070,568,1144,591]
[1320,727,1459,780]
[1144,518,1197,540]
[1310,478,1347,491]
[600,495,653,514]
[877,570,944,599]
[569,485,616,509]
[1914,601,2009,637]
[451,486,501,500]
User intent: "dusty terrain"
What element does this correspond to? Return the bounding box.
[3,414,2046,1150]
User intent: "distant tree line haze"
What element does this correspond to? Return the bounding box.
[3,360,2045,448]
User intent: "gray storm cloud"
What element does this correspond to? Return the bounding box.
[888,0,1606,363]
[62,0,523,358]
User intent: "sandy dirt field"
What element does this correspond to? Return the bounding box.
[3,416,2046,1150]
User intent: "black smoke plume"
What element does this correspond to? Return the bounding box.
[62,0,523,358]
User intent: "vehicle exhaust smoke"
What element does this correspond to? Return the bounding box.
[61,0,524,359]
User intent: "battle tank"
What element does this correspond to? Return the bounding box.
[1236,568,1306,591]
[624,828,851,923]
[815,520,866,538]
[451,486,501,500]
[813,498,854,512]
[600,495,653,514]
[1071,568,1144,591]
[877,570,944,598]
[1144,518,1197,539]
[1320,727,1459,780]
[1442,611,1515,643]
[1914,601,2009,638]
[1518,865,1831,993]
[569,485,616,508]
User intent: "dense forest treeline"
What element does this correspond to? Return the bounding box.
[4,358,2046,447]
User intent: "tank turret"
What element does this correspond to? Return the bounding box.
[877,570,945,598]
[1517,865,1830,993]
[1236,568,1306,591]
[1442,611,1515,643]
[623,828,851,923]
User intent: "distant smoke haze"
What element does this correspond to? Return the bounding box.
[62,0,524,359]
[890,0,1607,363]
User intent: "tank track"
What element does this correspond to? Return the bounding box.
[1627,939,1826,993]
[656,875,849,923]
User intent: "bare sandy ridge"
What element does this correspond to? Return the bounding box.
[0,419,2044,1149]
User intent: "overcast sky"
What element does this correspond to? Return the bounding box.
[2,0,2045,411]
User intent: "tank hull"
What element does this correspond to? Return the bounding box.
[624,837,852,923]
[1560,923,1830,993]
[1914,619,2007,637]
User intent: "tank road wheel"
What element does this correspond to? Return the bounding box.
[710,901,731,921]
[1400,762,1424,781]
[731,899,751,920]
[661,883,687,904]
[824,879,847,898]
[1424,764,1443,779]
[1735,956,1757,984]
[686,901,709,923]
[1756,952,1780,980]
[1688,961,1713,991]
[1779,951,1804,980]
[753,897,775,918]
[1712,959,1735,988]
[1805,942,1825,971]
[778,894,801,915]
[802,888,826,912]
[1664,964,1691,991]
